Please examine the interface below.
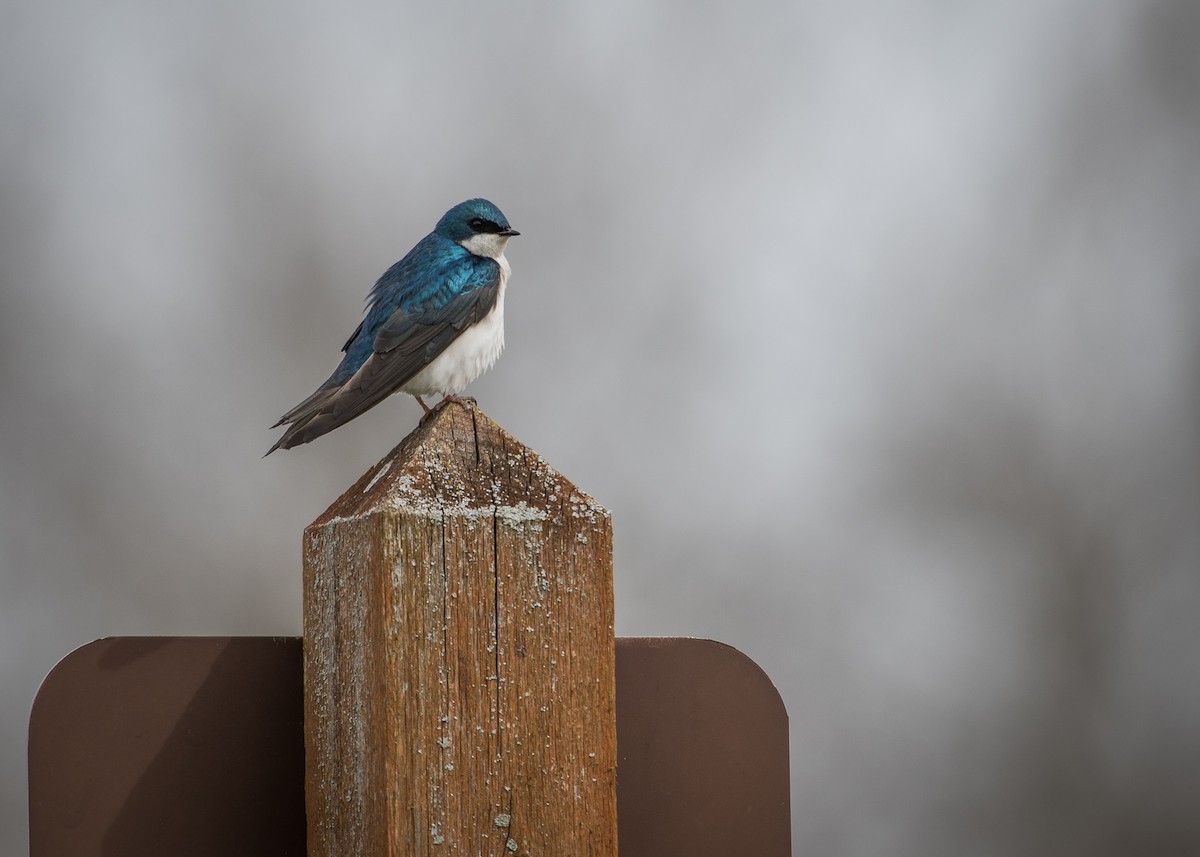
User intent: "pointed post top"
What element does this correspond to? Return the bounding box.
[308,399,608,529]
[302,398,618,855]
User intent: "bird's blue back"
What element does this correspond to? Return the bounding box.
[334,231,501,384]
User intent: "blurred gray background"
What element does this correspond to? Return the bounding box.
[3,0,1199,854]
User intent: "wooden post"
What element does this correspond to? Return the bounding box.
[302,400,616,856]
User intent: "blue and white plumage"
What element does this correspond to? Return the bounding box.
[267,198,518,453]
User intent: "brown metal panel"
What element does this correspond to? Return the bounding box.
[615,637,792,857]
[29,636,789,856]
[28,637,306,857]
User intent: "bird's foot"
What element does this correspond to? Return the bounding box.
[439,394,476,409]
[416,394,476,424]
[415,395,437,425]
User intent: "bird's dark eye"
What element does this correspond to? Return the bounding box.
[469,218,500,233]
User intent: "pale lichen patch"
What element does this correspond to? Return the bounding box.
[495,501,549,528]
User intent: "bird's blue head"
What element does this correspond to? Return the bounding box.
[434,199,519,253]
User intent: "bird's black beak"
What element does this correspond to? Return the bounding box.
[499,227,520,236]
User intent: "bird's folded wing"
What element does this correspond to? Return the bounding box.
[308,276,501,429]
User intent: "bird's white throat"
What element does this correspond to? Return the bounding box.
[459,232,512,260]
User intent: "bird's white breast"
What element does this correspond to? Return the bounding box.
[400,253,508,396]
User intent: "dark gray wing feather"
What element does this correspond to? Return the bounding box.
[266,279,499,452]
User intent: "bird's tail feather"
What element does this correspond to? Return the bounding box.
[266,347,417,453]
[271,377,341,428]
[265,380,343,454]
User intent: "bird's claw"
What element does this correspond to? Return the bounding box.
[415,394,477,424]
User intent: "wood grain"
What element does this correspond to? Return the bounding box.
[303,400,616,856]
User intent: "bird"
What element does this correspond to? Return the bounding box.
[267,198,519,453]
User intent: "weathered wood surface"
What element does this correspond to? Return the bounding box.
[303,400,616,857]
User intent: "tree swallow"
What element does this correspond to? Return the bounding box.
[267,198,518,453]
